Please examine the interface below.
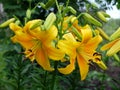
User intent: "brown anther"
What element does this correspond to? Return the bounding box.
[28,49,32,52]
[29,54,34,57]
[93,52,102,59]
[93,52,98,56]
[95,58,101,61]
[88,59,93,62]
[93,52,102,56]
[97,53,102,57]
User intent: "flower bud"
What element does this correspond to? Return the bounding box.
[40,3,46,9]
[45,0,55,9]
[26,9,31,19]
[113,54,120,62]
[110,27,120,40]
[82,13,102,27]
[59,5,64,11]
[71,26,82,41]
[97,11,107,22]
[101,11,110,18]
[71,16,77,23]
[107,39,120,56]
[15,20,21,25]
[97,27,109,40]
[30,20,43,30]
[0,18,16,28]
[91,3,98,9]
[68,6,76,15]
[44,12,56,30]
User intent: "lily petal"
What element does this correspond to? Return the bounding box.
[23,19,41,32]
[107,39,120,56]
[13,30,34,49]
[57,33,79,58]
[81,25,92,43]
[35,48,54,71]
[77,54,89,80]
[63,33,76,42]
[38,25,58,44]
[57,40,78,59]
[46,46,65,60]
[101,38,120,51]
[58,58,75,74]
[9,23,22,32]
[85,35,102,53]
[23,20,42,38]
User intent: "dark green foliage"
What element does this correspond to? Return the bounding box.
[0,0,106,20]
[0,0,47,21]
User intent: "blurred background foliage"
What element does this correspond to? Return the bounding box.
[0,0,120,90]
[1,0,120,19]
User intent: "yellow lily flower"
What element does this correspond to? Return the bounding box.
[101,38,120,56]
[9,20,64,71]
[58,25,107,80]
[61,16,81,32]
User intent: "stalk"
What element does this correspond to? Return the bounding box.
[51,61,58,90]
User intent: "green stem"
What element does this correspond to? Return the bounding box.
[55,0,61,16]
[51,61,58,90]
[28,0,32,9]
[55,0,63,39]
[32,2,41,11]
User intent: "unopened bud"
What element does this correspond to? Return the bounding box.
[101,11,110,18]
[71,16,77,23]
[40,3,46,9]
[44,12,56,30]
[59,5,64,11]
[82,13,102,27]
[91,3,98,9]
[110,27,120,40]
[45,0,55,9]
[0,18,16,28]
[68,6,76,15]
[97,27,109,40]
[71,26,82,41]
[113,54,120,62]
[97,11,107,22]
[107,39,120,56]
[30,20,43,30]
[26,9,31,19]
[64,15,74,23]
[15,20,21,25]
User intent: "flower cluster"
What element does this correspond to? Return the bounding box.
[7,13,107,80]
